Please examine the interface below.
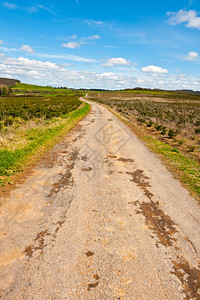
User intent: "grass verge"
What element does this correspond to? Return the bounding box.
[144,136,200,200]
[0,101,90,187]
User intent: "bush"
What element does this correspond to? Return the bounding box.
[171,148,179,153]
[154,124,163,131]
[195,128,200,134]
[177,139,184,146]
[0,85,11,97]
[147,120,154,127]
[188,146,196,152]
[168,129,176,139]
[4,116,14,126]
[161,126,167,135]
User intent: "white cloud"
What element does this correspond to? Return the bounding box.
[104,46,118,48]
[69,35,77,39]
[103,57,130,67]
[37,53,98,63]
[0,40,4,45]
[62,42,80,49]
[62,63,74,67]
[2,2,55,14]
[2,2,17,9]
[86,19,112,30]
[167,9,200,30]
[0,46,18,52]
[88,35,101,40]
[0,54,199,91]
[21,44,34,53]
[36,4,55,15]
[4,56,65,71]
[184,51,199,60]
[86,20,106,27]
[141,65,168,74]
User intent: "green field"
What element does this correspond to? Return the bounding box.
[0,95,81,126]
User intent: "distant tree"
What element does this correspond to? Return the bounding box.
[0,85,11,96]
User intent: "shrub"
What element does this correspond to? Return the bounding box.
[177,139,184,146]
[147,120,154,127]
[0,85,11,96]
[168,129,176,139]
[161,126,167,135]
[154,124,163,131]
[195,128,200,134]
[188,146,196,152]
[171,148,179,153]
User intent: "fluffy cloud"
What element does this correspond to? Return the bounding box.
[167,9,200,30]
[62,42,80,49]
[141,65,168,74]
[184,51,199,61]
[21,44,34,53]
[0,54,199,90]
[0,40,4,45]
[88,35,101,40]
[103,57,130,67]
[3,56,65,71]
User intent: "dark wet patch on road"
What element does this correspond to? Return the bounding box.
[108,170,114,175]
[35,230,50,247]
[48,149,78,197]
[108,155,117,159]
[87,274,100,291]
[80,154,88,161]
[82,167,93,172]
[118,157,134,163]
[61,150,69,154]
[134,200,178,247]
[93,274,100,280]
[24,230,50,258]
[24,245,34,258]
[171,258,200,299]
[85,251,94,257]
[126,170,153,200]
[48,170,73,197]
[87,282,99,291]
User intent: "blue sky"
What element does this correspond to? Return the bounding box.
[0,0,200,89]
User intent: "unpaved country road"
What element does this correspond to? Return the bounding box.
[0,99,200,299]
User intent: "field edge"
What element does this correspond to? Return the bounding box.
[0,101,90,197]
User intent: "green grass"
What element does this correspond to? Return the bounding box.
[13,83,68,93]
[12,83,85,97]
[120,90,178,95]
[0,102,90,186]
[144,136,200,199]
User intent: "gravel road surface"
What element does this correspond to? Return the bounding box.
[0,99,200,299]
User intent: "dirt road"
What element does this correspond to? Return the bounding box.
[0,100,200,299]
